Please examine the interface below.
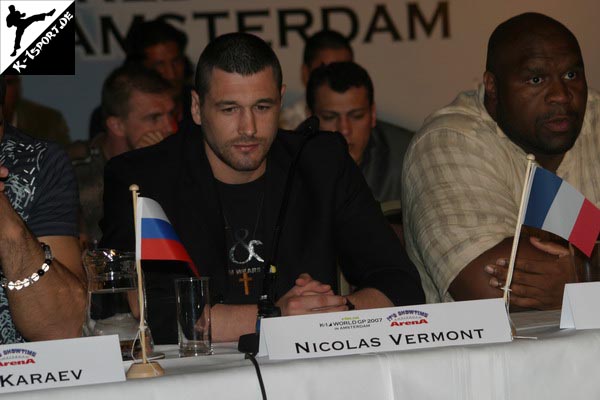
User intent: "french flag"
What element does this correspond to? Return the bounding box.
[135,197,199,277]
[523,165,600,257]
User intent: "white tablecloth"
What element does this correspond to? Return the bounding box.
[4,311,600,399]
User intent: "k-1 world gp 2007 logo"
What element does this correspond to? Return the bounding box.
[318,315,383,331]
[0,0,74,75]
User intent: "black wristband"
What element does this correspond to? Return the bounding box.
[345,297,356,310]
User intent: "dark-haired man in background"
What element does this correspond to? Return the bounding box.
[0,76,86,343]
[280,30,353,130]
[100,32,424,344]
[307,61,413,207]
[403,13,599,309]
[89,19,191,138]
[123,19,191,123]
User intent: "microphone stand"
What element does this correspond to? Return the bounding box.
[237,117,320,355]
[237,265,280,355]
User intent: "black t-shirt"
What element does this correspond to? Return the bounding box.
[216,176,266,304]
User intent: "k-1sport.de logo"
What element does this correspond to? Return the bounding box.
[0,1,74,75]
[387,309,429,327]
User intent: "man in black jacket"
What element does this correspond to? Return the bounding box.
[100,32,424,344]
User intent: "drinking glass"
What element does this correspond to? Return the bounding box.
[174,277,212,356]
[83,249,155,360]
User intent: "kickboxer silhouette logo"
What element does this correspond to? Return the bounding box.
[6,4,55,57]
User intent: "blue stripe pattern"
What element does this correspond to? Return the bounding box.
[141,218,179,240]
[523,167,563,228]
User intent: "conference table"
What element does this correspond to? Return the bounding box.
[5,311,600,399]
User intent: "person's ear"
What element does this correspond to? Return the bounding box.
[191,90,202,125]
[280,84,286,106]
[483,71,498,119]
[106,116,124,137]
[484,71,498,98]
[370,102,377,129]
[301,64,310,87]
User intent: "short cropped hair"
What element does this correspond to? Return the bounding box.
[0,75,5,106]
[124,19,188,66]
[486,12,579,75]
[101,65,172,120]
[194,32,282,103]
[303,30,353,67]
[306,62,374,112]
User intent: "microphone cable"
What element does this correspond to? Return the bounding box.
[245,353,267,400]
[241,116,321,400]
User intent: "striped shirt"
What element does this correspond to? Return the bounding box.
[402,86,600,303]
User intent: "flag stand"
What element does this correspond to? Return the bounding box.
[502,154,536,336]
[126,184,165,379]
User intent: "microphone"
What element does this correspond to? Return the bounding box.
[238,117,320,355]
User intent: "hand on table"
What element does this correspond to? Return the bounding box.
[276,273,350,316]
[484,237,574,309]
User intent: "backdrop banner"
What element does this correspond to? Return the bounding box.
[22,0,600,139]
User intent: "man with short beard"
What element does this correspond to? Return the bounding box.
[402,13,599,309]
[100,32,424,344]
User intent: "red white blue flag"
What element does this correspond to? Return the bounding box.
[135,196,199,276]
[523,165,600,257]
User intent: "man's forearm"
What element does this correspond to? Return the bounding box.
[211,303,258,343]
[449,231,571,308]
[2,225,86,341]
[346,287,394,310]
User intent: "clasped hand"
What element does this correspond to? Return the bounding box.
[484,237,575,309]
[276,273,350,316]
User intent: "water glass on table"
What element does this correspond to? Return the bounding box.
[175,277,213,356]
[83,249,155,360]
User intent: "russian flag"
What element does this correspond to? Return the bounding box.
[523,165,600,257]
[135,197,199,277]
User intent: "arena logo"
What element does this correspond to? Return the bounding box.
[0,0,75,75]
[0,348,37,367]
[387,309,429,327]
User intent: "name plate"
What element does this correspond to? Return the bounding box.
[560,282,600,329]
[260,298,512,360]
[0,335,125,393]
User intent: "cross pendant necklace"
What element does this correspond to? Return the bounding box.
[239,272,253,295]
[222,190,265,296]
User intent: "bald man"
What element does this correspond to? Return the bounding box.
[403,13,599,309]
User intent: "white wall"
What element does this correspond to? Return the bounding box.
[22,0,600,140]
